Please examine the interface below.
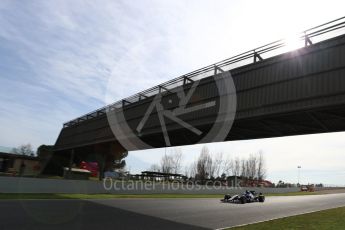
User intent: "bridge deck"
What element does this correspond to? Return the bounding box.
[54,33,345,151]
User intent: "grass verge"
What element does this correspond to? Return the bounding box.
[0,192,318,200]
[0,193,225,199]
[264,191,319,196]
[230,206,345,230]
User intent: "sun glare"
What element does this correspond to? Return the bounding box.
[284,35,303,52]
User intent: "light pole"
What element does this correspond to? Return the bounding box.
[297,166,301,186]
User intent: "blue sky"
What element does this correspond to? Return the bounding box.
[1,0,345,185]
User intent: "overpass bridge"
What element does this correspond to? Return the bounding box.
[47,17,345,175]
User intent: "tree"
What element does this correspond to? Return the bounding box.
[257,151,266,180]
[184,165,190,178]
[222,156,233,176]
[104,143,128,175]
[149,164,161,172]
[161,153,173,174]
[196,146,213,182]
[12,143,34,156]
[220,173,227,181]
[36,145,54,173]
[171,148,183,174]
[213,152,223,178]
[247,154,258,180]
[37,145,54,158]
[189,161,198,179]
[159,148,183,174]
[232,157,241,177]
[113,159,126,169]
[240,158,247,178]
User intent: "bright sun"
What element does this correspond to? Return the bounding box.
[284,34,304,52]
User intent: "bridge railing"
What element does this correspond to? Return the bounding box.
[63,16,345,128]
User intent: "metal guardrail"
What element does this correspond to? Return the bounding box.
[63,16,345,128]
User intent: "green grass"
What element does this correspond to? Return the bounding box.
[265,191,318,196]
[0,193,69,200]
[0,193,226,199]
[0,192,319,200]
[231,206,345,230]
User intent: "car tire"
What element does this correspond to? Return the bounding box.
[258,195,265,202]
[240,196,246,204]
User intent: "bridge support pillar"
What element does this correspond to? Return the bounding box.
[67,149,74,178]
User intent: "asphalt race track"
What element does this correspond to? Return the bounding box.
[1,193,345,230]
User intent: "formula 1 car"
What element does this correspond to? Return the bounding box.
[221,190,265,204]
